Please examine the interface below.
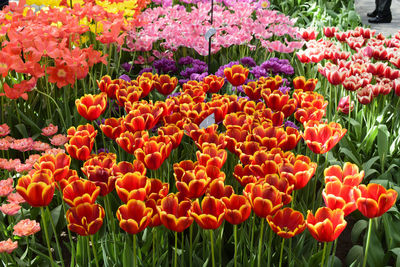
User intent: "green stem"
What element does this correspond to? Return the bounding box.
[321,242,327,267]
[250,213,255,258]
[362,218,373,267]
[87,236,92,267]
[330,239,338,267]
[257,219,265,267]
[279,238,285,267]
[57,182,75,267]
[40,207,55,267]
[234,224,238,267]
[174,231,178,267]
[348,90,351,137]
[46,207,65,267]
[210,230,215,267]
[104,195,117,261]
[34,88,66,130]
[267,228,273,267]
[189,224,193,267]
[90,235,99,267]
[312,153,321,211]
[153,228,156,267]
[133,234,137,267]
[181,232,184,265]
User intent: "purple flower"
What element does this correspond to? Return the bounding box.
[121,62,134,72]
[97,148,110,154]
[284,121,299,130]
[178,56,194,65]
[167,91,182,99]
[240,57,256,67]
[260,57,294,76]
[119,74,131,82]
[278,86,291,94]
[250,66,268,79]
[190,72,208,81]
[179,79,190,85]
[139,67,154,75]
[153,58,177,74]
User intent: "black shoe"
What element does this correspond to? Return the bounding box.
[368,15,392,23]
[367,10,378,17]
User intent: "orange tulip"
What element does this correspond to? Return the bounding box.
[324,162,364,186]
[75,93,107,121]
[206,180,234,199]
[355,183,398,218]
[260,174,294,205]
[154,74,178,95]
[82,153,116,196]
[100,117,126,140]
[233,164,258,187]
[190,196,226,229]
[16,170,55,207]
[262,90,297,118]
[203,75,225,93]
[243,81,262,101]
[243,182,283,218]
[279,156,317,190]
[306,207,347,242]
[116,86,142,107]
[115,173,151,203]
[116,130,149,154]
[33,153,71,182]
[293,76,318,91]
[224,65,249,87]
[302,120,347,154]
[323,181,360,216]
[267,208,306,238]
[66,203,105,236]
[174,160,211,199]
[112,160,147,178]
[116,199,153,235]
[158,125,184,149]
[134,137,173,170]
[123,105,164,133]
[157,194,193,232]
[65,124,97,161]
[196,144,227,169]
[221,194,251,225]
[63,179,100,207]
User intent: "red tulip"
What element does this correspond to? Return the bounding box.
[33,153,71,182]
[293,76,318,91]
[116,199,153,235]
[243,182,283,218]
[267,208,306,238]
[221,194,251,225]
[302,120,347,154]
[306,207,347,242]
[190,196,226,229]
[134,137,173,170]
[279,156,317,190]
[174,160,211,199]
[324,162,364,186]
[224,65,249,87]
[16,170,55,207]
[75,93,107,121]
[154,75,178,95]
[323,181,360,216]
[157,194,193,232]
[116,130,149,154]
[66,203,105,236]
[206,180,234,199]
[100,117,126,140]
[355,183,398,218]
[115,173,151,203]
[63,179,100,207]
[82,153,116,196]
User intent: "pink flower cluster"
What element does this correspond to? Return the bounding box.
[297,27,400,105]
[125,2,302,56]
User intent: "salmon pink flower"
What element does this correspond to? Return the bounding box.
[41,124,58,136]
[190,196,226,230]
[13,219,41,236]
[157,194,193,232]
[0,239,18,254]
[67,203,105,236]
[355,183,398,218]
[267,208,306,238]
[0,124,10,137]
[0,202,21,216]
[224,65,249,87]
[302,120,347,154]
[117,199,153,235]
[10,138,33,152]
[50,134,69,147]
[324,162,364,186]
[75,93,108,121]
[7,192,25,204]
[16,170,55,207]
[0,178,14,197]
[306,207,347,242]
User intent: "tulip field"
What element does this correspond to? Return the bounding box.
[0,0,400,266]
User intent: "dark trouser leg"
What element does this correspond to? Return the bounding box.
[0,0,9,10]
[378,0,392,16]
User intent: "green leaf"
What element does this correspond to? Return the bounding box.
[345,245,363,266]
[351,219,368,244]
[15,124,29,138]
[377,124,389,173]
